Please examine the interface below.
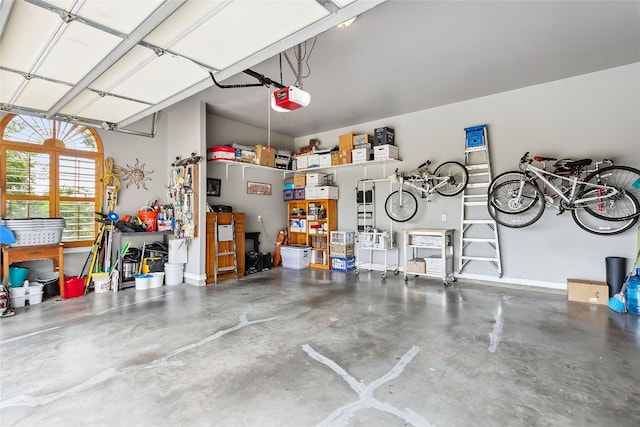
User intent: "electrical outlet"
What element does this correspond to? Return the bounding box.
[258,215,262,222]
[441,214,447,222]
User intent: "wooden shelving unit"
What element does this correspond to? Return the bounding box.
[286,199,337,269]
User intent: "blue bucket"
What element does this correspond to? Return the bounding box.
[8,266,30,287]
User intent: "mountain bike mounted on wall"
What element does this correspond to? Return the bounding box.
[384,160,469,222]
[487,152,640,235]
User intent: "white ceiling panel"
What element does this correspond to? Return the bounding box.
[74,0,165,34]
[108,54,209,104]
[0,70,25,102]
[34,21,122,83]
[88,45,157,95]
[151,0,329,69]
[60,90,150,123]
[0,1,61,71]
[13,79,71,111]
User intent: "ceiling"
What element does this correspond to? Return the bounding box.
[1,1,639,139]
[0,0,379,134]
[205,0,640,138]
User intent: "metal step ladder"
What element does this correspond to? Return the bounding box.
[458,125,502,277]
[213,215,238,284]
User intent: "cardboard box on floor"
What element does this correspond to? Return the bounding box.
[567,279,609,305]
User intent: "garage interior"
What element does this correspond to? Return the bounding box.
[1,1,639,426]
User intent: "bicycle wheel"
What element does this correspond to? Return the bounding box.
[572,206,639,235]
[488,180,545,227]
[582,165,640,219]
[578,187,640,222]
[488,171,528,193]
[433,161,469,196]
[385,190,418,222]
[489,179,542,214]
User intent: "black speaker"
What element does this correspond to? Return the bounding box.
[245,251,262,275]
[261,252,272,270]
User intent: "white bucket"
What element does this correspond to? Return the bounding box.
[164,263,184,286]
[149,272,165,288]
[28,291,43,305]
[93,273,112,293]
[134,274,152,290]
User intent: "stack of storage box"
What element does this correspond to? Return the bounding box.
[351,134,374,164]
[305,173,338,200]
[373,127,398,160]
[330,231,356,271]
[283,174,307,201]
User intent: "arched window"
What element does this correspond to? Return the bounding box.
[1,114,104,247]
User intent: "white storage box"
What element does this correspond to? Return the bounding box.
[296,155,309,170]
[306,173,326,186]
[318,153,332,168]
[315,186,339,199]
[168,239,188,264]
[305,186,318,199]
[425,256,453,276]
[307,154,320,169]
[374,144,399,160]
[352,146,373,163]
[281,245,311,269]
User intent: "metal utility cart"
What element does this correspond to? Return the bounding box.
[354,179,399,279]
[403,228,455,286]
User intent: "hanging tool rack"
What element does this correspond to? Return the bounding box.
[168,153,202,240]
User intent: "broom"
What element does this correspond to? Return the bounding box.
[608,249,640,313]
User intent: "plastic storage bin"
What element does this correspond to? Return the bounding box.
[281,245,311,269]
[626,268,640,315]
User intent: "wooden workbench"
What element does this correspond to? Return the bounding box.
[2,243,64,297]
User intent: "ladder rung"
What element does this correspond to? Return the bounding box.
[469,172,490,177]
[463,194,486,199]
[466,183,489,188]
[216,266,237,272]
[461,256,499,262]
[463,219,495,224]
[463,238,496,243]
[216,251,236,256]
[464,201,486,206]
[465,164,489,170]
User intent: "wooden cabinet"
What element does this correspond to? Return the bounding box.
[206,212,245,283]
[287,199,337,269]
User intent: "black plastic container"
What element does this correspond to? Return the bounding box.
[606,256,626,297]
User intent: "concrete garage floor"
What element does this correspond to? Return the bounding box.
[1,268,639,427]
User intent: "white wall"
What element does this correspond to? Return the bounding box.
[295,64,640,288]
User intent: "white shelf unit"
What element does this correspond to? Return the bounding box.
[402,228,455,286]
[354,178,399,279]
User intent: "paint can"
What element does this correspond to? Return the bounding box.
[134,274,152,290]
[164,263,183,286]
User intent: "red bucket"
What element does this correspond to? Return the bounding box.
[64,276,86,299]
[138,207,158,232]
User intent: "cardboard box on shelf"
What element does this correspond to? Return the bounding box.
[306,173,326,186]
[353,134,373,145]
[407,258,426,274]
[339,133,355,151]
[207,146,235,161]
[318,153,332,168]
[337,149,351,164]
[567,279,609,305]
[307,154,320,169]
[255,145,275,167]
[316,186,339,199]
[293,174,306,188]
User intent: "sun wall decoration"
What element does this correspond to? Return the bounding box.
[114,158,154,190]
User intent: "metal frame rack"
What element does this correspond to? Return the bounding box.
[354,179,399,279]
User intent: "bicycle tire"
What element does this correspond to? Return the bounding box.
[385,190,418,222]
[488,171,528,193]
[489,179,542,214]
[488,180,545,228]
[578,187,640,222]
[433,161,469,196]
[582,165,640,220]
[572,205,639,235]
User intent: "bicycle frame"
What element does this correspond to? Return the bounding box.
[521,163,620,210]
